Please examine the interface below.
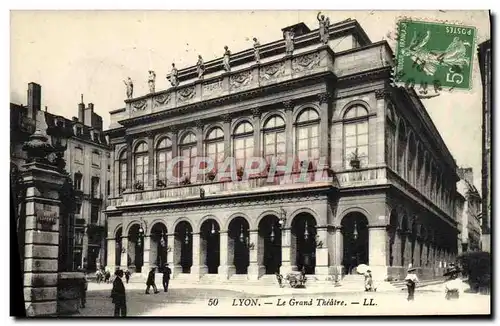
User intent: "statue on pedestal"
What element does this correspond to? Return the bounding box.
[253,37,261,63]
[167,63,179,87]
[223,45,231,72]
[123,77,134,99]
[148,70,156,93]
[317,12,331,44]
[283,30,295,55]
[197,55,205,79]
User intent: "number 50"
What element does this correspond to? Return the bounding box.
[208,298,219,306]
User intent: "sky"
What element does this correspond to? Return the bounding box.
[10,10,490,191]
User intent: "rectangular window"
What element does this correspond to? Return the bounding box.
[92,151,101,167]
[106,180,111,196]
[91,176,100,198]
[74,173,82,190]
[75,147,83,163]
[90,205,99,224]
[75,203,82,215]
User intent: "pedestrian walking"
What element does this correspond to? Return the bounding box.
[444,267,462,300]
[162,264,172,292]
[275,272,283,288]
[364,269,374,292]
[110,269,127,317]
[105,270,111,283]
[404,267,419,301]
[145,267,159,294]
[125,270,131,284]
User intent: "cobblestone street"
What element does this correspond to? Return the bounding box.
[75,282,491,317]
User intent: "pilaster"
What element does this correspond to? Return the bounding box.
[218,231,230,280]
[248,230,260,280]
[120,237,129,270]
[315,226,329,276]
[368,226,388,280]
[280,227,292,275]
[191,233,204,279]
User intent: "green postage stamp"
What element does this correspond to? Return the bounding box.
[394,19,477,91]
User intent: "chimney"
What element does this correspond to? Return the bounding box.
[78,94,85,124]
[27,82,41,120]
[281,22,311,37]
[45,106,48,112]
[84,103,94,128]
[458,167,474,184]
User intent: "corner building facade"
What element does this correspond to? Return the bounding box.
[105,20,459,282]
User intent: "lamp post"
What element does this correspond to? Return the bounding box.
[47,116,71,172]
[279,207,287,228]
[353,220,358,240]
[184,229,191,245]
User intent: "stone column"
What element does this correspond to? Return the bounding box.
[191,233,203,279]
[195,123,204,183]
[166,233,175,274]
[126,136,133,190]
[82,230,89,269]
[280,227,292,275]
[170,131,179,184]
[142,235,151,274]
[283,101,294,164]
[248,230,260,280]
[218,231,230,280]
[107,237,116,271]
[315,226,329,277]
[147,133,155,189]
[368,226,388,280]
[22,161,66,316]
[404,233,412,268]
[252,108,262,158]
[318,93,330,161]
[333,227,343,275]
[222,115,231,160]
[120,237,128,270]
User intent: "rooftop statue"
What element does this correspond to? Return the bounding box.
[167,63,179,87]
[123,77,134,99]
[197,55,205,79]
[253,37,261,63]
[223,46,231,72]
[317,12,331,44]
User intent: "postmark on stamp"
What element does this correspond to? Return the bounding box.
[394,19,477,92]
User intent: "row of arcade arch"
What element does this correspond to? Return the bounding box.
[113,212,371,275]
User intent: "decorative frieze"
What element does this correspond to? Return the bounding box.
[202,79,223,97]
[153,93,171,108]
[177,86,196,103]
[230,70,253,90]
[292,52,322,72]
[131,99,147,111]
[259,62,286,81]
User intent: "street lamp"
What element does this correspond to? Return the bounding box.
[239,225,245,243]
[270,224,275,243]
[304,220,309,240]
[353,220,358,240]
[47,116,71,171]
[210,221,216,235]
[184,229,191,245]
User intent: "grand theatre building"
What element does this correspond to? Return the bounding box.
[105,19,460,282]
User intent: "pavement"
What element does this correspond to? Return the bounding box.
[73,281,491,317]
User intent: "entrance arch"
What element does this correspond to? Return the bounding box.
[388,210,398,267]
[258,215,281,274]
[128,224,144,273]
[115,227,123,267]
[200,219,220,274]
[341,212,369,274]
[174,221,193,273]
[228,217,250,274]
[291,213,317,274]
[150,222,168,272]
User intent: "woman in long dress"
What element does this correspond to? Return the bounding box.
[404,267,419,301]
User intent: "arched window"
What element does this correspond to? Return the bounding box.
[134,142,148,187]
[416,144,424,192]
[119,150,127,194]
[386,103,397,170]
[156,137,172,186]
[205,127,225,173]
[295,108,320,169]
[397,119,407,178]
[233,121,254,169]
[407,134,417,185]
[179,132,197,181]
[263,115,285,164]
[343,105,369,169]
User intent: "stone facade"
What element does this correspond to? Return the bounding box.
[11,83,112,272]
[456,168,482,253]
[478,40,491,253]
[105,19,460,282]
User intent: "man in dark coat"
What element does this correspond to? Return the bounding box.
[110,269,127,317]
[163,264,172,292]
[145,267,159,294]
[124,270,131,284]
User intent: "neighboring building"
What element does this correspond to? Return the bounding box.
[11,82,112,272]
[105,19,460,282]
[478,40,491,253]
[456,168,482,253]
